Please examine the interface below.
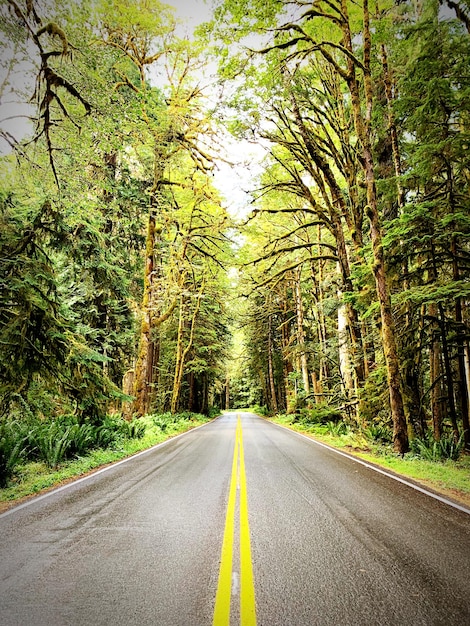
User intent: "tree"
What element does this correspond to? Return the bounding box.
[204,0,412,451]
[389,0,470,448]
[96,0,231,416]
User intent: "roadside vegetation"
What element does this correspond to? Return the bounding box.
[267,409,470,507]
[0,411,214,510]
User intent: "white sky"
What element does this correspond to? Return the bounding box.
[168,0,213,32]
[166,0,266,218]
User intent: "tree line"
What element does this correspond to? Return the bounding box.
[0,0,232,429]
[208,0,470,455]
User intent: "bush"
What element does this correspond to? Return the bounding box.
[68,423,97,456]
[150,411,210,433]
[0,410,197,488]
[1,413,147,477]
[411,433,464,461]
[151,412,173,432]
[177,411,195,421]
[362,424,393,444]
[27,421,75,468]
[326,421,351,436]
[122,418,146,439]
[0,420,28,487]
[296,404,343,425]
[251,405,269,416]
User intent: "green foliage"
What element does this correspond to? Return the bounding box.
[410,433,464,462]
[150,410,207,432]
[1,0,234,426]
[251,404,269,416]
[28,423,76,469]
[361,424,393,444]
[358,367,390,426]
[0,413,147,483]
[122,418,146,440]
[152,414,170,432]
[0,421,28,487]
[296,404,343,426]
[2,0,469,481]
[0,193,70,398]
[0,186,132,422]
[0,412,212,502]
[326,421,351,437]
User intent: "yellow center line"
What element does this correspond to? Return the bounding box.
[213,416,257,626]
[213,419,240,625]
[239,417,257,626]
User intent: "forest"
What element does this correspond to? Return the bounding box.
[1,0,469,488]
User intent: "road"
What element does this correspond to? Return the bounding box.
[1,412,469,625]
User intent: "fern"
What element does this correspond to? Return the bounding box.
[411,433,464,461]
[123,419,146,439]
[362,424,393,444]
[28,424,73,468]
[326,421,351,436]
[0,421,28,487]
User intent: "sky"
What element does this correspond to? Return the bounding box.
[166,0,266,218]
[168,0,213,32]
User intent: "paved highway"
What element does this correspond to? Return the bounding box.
[1,412,469,625]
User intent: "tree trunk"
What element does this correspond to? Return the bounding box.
[342,0,409,453]
[438,303,460,442]
[280,287,295,412]
[380,43,405,212]
[452,237,470,450]
[171,294,186,415]
[267,313,278,413]
[225,374,230,410]
[201,374,209,416]
[294,267,310,398]
[122,369,135,421]
[188,371,195,412]
[429,240,460,442]
[338,296,355,396]
[311,369,323,404]
[366,178,408,453]
[429,308,444,442]
[170,277,205,414]
[133,210,157,416]
[463,340,470,447]
[288,88,365,387]
[313,234,330,390]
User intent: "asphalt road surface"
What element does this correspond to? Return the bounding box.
[1,412,469,625]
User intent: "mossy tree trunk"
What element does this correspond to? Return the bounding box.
[133,209,158,417]
[267,311,279,414]
[343,0,408,452]
[170,275,205,414]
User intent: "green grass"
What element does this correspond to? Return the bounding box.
[0,414,211,510]
[268,414,470,507]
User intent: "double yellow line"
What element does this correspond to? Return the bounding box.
[213,416,257,626]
